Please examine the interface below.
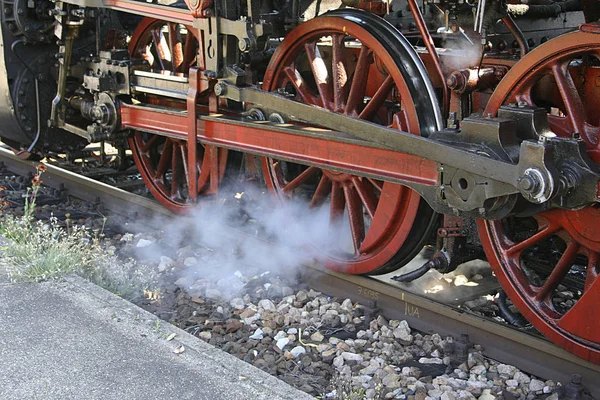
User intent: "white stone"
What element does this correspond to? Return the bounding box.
[287,328,298,334]
[441,392,457,400]
[198,331,211,340]
[158,256,174,271]
[513,371,530,385]
[136,238,153,248]
[183,257,197,266]
[310,332,324,342]
[341,352,364,363]
[290,346,306,358]
[333,355,344,368]
[274,331,286,340]
[276,337,290,350]
[419,357,444,364]
[296,290,309,302]
[529,379,545,392]
[392,320,413,343]
[470,365,487,375]
[205,288,221,300]
[229,298,245,310]
[496,364,518,376]
[249,328,264,340]
[258,299,276,312]
[382,373,401,388]
[428,389,443,399]
[341,298,353,312]
[505,380,518,388]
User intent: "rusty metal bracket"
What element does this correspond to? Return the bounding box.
[187,67,200,203]
[217,83,600,212]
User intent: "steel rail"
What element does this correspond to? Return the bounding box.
[0,147,174,228]
[0,146,598,397]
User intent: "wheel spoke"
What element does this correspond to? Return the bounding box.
[168,23,183,72]
[309,175,331,209]
[551,62,588,138]
[535,241,580,302]
[170,142,180,198]
[345,46,372,116]
[283,66,319,105]
[358,75,394,121]
[154,139,173,179]
[547,115,573,137]
[557,270,600,342]
[179,142,190,189]
[181,30,196,72]
[141,135,160,152]
[283,166,319,194]
[305,41,333,109]
[343,183,365,254]
[367,178,383,193]
[329,182,345,224]
[151,29,167,70]
[585,252,599,293]
[352,176,377,219]
[331,34,349,112]
[505,221,560,256]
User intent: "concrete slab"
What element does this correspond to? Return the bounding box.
[0,275,315,400]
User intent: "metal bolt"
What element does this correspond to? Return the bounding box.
[518,175,537,192]
[517,101,528,108]
[214,83,226,96]
[508,102,518,108]
[238,38,251,52]
[572,132,581,140]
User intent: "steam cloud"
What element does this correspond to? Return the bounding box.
[132,182,353,300]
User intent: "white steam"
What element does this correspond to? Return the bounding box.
[133,183,353,300]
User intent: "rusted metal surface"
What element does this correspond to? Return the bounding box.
[302,263,600,398]
[480,30,600,364]
[120,105,439,187]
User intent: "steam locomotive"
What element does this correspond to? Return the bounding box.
[1,0,599,362]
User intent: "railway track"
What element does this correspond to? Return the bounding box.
[1,146,599,398]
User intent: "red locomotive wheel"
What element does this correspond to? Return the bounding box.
[479,30,600,362]
[261,10,440,274]
[128,19,228,212]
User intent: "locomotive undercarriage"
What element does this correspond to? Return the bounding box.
[1,0,600,362]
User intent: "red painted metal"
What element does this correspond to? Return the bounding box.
[127,18,228,212]
[187,67,199,202]
[256,16,435,274]
[103,0,194,24]
[120,105,438,187]
[478,30,600,363]
[407,0,449,120]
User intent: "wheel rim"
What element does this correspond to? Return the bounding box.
[128,18,227,213]
[479,30,600,362]
[261,11,439,274]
